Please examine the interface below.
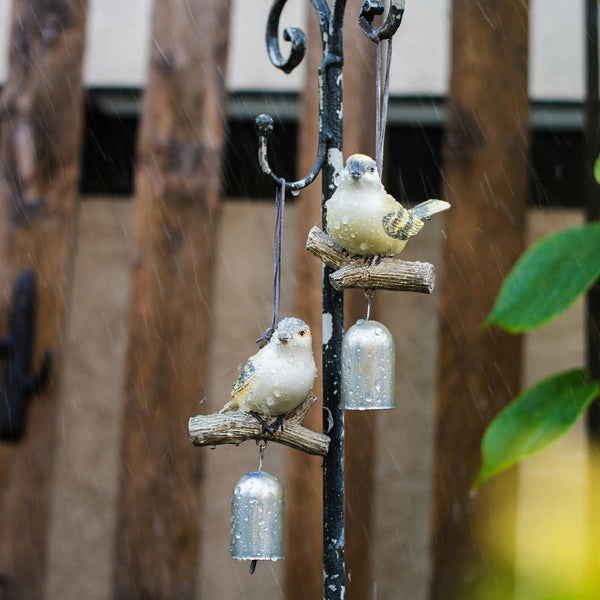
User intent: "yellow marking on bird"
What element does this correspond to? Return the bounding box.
[383,208,423,240]
[231,376,255,402]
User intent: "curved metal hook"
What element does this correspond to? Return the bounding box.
[359,0,405,42]
[255,114,329,192]
[266,0,330,73]
[259,0,333,192]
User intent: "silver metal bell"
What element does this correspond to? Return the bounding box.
[340,319,395,410]
[230,469,285,565]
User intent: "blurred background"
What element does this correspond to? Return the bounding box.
[0,1,596,599]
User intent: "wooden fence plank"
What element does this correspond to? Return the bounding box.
[112,1,230,598]
[0,1,87,598]
[429,1,529,598]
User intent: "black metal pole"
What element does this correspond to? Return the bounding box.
[322,3,347,599]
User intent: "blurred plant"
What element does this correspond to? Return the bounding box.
[474,157,600,488]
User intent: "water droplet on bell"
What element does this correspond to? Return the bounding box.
[291,189,300,197]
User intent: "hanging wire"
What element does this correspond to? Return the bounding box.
[256,179,286,347]
[375,38,393,176]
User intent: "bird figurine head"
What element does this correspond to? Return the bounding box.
[341,154,380,186]
[273,317,312,350]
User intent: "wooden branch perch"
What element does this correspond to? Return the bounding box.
[189,392,329,456]
[305,226,436,293]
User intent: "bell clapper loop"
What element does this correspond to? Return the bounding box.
[365,289,375,321]
[256,440,267,471]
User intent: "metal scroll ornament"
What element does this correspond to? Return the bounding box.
[255,0,405,193]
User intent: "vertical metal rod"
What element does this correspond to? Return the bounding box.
[585,0,600,592]
[585,0,600,435]
[322,2,347,599]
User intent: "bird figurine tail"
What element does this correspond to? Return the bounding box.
[220,401,235,413]
[409,199,451,220]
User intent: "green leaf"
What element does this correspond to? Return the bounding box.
[595,154,600,185]
[475,369,599,489]
[486,222,600,333]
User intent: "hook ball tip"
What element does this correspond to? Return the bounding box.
[255,114,274,138]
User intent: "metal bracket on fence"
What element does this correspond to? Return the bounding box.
[0,270,52,442]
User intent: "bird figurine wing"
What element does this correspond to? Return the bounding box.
[231,357,257,400]
[220,357,258,412]
[382,198,450,241]
[382,201,424,241]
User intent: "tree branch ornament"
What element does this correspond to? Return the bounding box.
[189,392,329,456]
[306,226,436,293]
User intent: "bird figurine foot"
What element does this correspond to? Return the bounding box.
[249,411,279,436]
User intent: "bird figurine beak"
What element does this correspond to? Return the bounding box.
[349,167,361,180]
[277,331,292,343]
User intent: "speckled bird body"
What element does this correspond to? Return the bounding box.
[325,154,450,257]
[220,317,317,417]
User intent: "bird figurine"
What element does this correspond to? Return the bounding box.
[325,154,450,258]
[220,317,317,435]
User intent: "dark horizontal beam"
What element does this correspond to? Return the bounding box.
[84,87,586,131]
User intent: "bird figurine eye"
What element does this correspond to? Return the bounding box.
[370,167,375,173]
[299,330,307,337]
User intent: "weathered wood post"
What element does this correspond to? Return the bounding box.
[113,1,231,597]
[429,1,529,598]
[0,1,88,598]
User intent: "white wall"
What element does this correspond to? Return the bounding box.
[0,0,589,100]
[84,0,154,87]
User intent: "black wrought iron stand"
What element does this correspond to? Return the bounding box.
[254,2,404,598]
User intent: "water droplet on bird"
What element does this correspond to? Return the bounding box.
[342,215,348,224]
